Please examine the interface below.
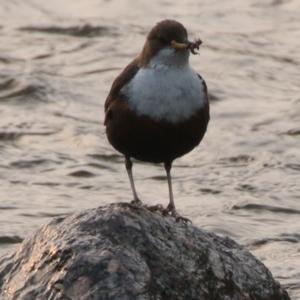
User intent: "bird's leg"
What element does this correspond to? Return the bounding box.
[163,161,191,223]
[164,161,175,212]
[125,157,142,206]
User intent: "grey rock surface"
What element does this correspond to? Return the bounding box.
[0,203,290,300]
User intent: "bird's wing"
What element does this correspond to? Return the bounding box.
[197,73,210,122]
[104,57,140,124]
[197,73,209,103]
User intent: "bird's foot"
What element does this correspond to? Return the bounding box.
[163,205,192,224]
[145,204,164,213]
[174,214,192,224]
[130,198,143,206]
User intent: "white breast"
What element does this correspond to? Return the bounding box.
[122,50,205,123]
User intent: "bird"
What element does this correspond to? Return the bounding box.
[104,19,209,221]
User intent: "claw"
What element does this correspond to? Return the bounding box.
[175,215,192,224]
[162,206,192,224]
[145,204,164,212]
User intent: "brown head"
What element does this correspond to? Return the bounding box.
[139,20,202,67]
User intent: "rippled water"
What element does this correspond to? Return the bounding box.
[0,0,299,298]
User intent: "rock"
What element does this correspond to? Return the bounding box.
[0,203,290,300]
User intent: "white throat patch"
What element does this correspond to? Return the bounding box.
[122,48,205,123]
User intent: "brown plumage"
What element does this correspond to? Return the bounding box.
[104,20,210,221]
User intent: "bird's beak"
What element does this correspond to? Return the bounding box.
[171,40,189,51]
[171,39,202,54]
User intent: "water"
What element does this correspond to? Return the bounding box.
[0,0,299,298]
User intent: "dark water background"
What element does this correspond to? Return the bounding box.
[0,0,299,298]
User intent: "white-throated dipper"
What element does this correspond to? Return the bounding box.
[104,20,209,221]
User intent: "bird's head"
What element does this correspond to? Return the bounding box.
[140,20,202,68]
